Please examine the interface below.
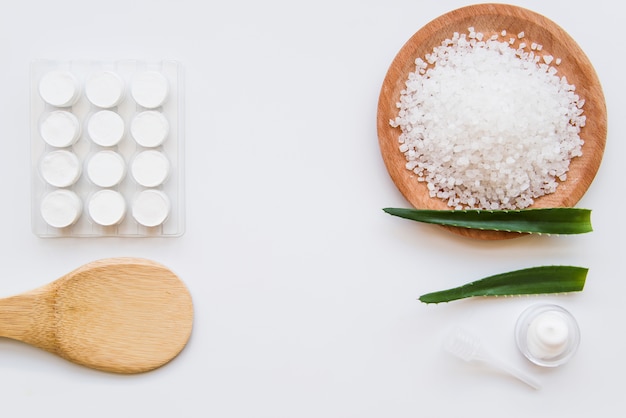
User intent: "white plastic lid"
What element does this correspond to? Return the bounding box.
[131,71,169,108]
[132,189,170,227]
[40,189,82,228]
[86,150,126,188]
[130,111,169,147]
[88,189,127,226]
[87,110,125,147]
[131,150,170,187]
[40,111,81,147]
[39,150,81,188]
[85,71,125,108]
[38,70,80,107]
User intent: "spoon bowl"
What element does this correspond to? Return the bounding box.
[377,4,607,239]
[0,258,193,373]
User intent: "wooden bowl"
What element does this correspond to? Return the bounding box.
[377,4,607,240]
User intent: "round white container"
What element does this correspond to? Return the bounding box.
[131,71,169,108]
[40,111,81,148]
[39,150,82,188]
[88,189,127,226]
[131,150,170,187]
[515,303,581,367]
[86,150,126,188]
[87,110,125,147]
[132,189,170,227]
[38,70,81,107]
[40,189,82,228]
[130,111,169,147]
[85,71,125,108]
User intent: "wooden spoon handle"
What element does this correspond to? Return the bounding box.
[0,287,56,352]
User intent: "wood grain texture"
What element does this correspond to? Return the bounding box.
[0,258,193,373]
[377,3,607,240]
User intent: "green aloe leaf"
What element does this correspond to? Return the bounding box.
[419,265,588,304]
[383,207,592,234]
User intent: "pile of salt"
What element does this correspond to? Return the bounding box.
[390,29,586,210]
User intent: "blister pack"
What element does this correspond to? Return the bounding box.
[30,60,184,237]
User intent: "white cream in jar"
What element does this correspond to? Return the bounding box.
[515,303,580,367]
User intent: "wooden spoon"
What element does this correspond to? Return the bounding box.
[0,258,193,373]
[377,4,607,240]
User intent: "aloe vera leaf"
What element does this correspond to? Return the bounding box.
[383,207,592,234]
[419,265,588,304]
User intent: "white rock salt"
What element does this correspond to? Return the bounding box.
[390,29,585,209]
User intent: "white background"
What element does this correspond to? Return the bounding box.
[0,1,622,417]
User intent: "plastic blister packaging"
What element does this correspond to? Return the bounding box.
[30,60,185,237]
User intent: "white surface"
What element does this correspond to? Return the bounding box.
[0,0,622,417]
